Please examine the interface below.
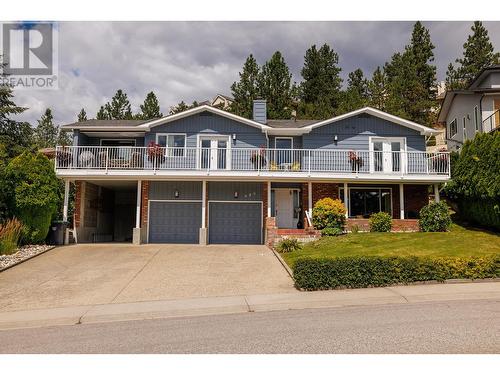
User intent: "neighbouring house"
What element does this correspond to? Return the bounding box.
[197,94,234,109]
[438,64,500,151]
[56,100,449,245]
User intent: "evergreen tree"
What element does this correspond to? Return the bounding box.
[367,66,387,110]
[230,54,261,119]
[35,108,58,148]
[57,128,72,146]
[77,108,87,122]
[137,91,163,120]
[299,44,343,119]
[0,58,30,157]
[96,89,133,120]
[169,100,198,115]
[258,51,294,119]
[385,21,437,126]
[339,68,369,113]
[446,21,500,89]
[96,105,108,120]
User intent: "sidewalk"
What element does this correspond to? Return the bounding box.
[0,282,499,330]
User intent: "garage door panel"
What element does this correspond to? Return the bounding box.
[209,202,262,244]
[149,202,201,243]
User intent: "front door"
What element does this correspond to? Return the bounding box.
[370,138,405,173]
[274,189,298,228]
[200,136,228,170]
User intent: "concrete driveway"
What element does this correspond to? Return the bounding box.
[0,244,295,312]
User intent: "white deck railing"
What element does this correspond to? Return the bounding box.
[55,146,450,176]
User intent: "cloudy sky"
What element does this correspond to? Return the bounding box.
[11,21,500,125]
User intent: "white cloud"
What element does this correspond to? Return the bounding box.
[10,21,500,125]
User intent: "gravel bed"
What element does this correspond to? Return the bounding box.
[0,245,54,271]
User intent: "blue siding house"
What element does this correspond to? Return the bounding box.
[57,101,449,245]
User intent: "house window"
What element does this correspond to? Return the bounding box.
[156,133,186,156]
[474,106,479,132]
[449,118,457,138]
[340,187,392,218]
[463,117,467,140]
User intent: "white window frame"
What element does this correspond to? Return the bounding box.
[449,118,457,138]
[474,106,479,132]
[462,117,467,141]
[338,186,393,218]
[155,133,187,157]
[274,137,294,149]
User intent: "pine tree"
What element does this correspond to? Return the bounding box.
[35,108,58,148]
[446,21,500,89]
[169,101,199,115]
[56,128,72,146]
[137,91,162,120]
[77,108,87,122]
[339,68,369,113]
[96,106,108,120]
[367,66,387,110]
[96,89,133,120]
[385,21,437,126]
[258,51,294,119]
[230,54,260,119]
[299,44,343,119]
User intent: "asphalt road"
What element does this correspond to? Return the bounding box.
[1,299,498,354]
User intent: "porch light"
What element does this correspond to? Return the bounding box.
[232,133,237,141]
[334,135,338,145]
[234,191,239,199]
[174,190,180,198]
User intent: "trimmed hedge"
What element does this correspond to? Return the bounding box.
[293,256,500,290]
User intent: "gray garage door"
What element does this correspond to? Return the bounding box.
[149,201,202,243]
[209,202,262,244]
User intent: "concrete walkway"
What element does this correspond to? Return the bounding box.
[0,282,498,330]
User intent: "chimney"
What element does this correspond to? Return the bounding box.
[253,99,267,124]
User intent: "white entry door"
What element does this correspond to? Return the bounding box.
[370,138,405,173]
[199,136,229,170]
[274,189,295,228]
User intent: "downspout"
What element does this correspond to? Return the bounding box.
[479,93,485,133]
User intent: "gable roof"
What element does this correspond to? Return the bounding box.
[303,107,439,136]
[138,105,273,130]
[468,64,500,89]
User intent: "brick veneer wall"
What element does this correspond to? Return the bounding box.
[347,219,420,232]
[312,183,340,205]
[141,181,150,226]
[74,180,82,228]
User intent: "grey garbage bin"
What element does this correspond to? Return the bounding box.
[49,221,68,245]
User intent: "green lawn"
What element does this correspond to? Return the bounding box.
[282,223,500,267]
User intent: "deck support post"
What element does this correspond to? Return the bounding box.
[434,183,440,202]
[133,180,142,245]
[343,182,349,218]
[267,181,272,217]
[308,181,312,218]
[399,183,405,219]
[63,180,70,222]
[199,180,208,245]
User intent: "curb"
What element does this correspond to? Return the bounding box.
[0,246,57,273]
[270,247,294,279]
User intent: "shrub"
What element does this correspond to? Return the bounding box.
[350,224,360,234]
[0,218,24,255]
[276,238,302,253]
[419,201,452,232]
[458,198,500,231]
[312,198,346,230]
[369,212,392,232]
[321,227,343,236]
[292,255,500,290]
[4,152,60,244]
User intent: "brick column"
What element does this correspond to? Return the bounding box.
[74,181,82,229]
[141,181,150,226]
[265,217,278,248]
[301,183,309,228]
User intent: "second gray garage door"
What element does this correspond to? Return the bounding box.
[209,202,262,244]
[149,201,202,243]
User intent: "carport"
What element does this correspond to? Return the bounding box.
[73,180,138,243]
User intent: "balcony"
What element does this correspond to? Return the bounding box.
[55,146,450,181]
